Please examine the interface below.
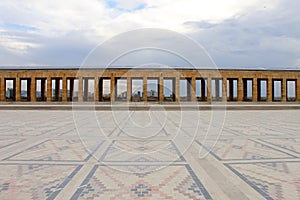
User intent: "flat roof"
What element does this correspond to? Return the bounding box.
[0,66,300,71]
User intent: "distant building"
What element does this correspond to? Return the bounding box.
[148,90,158,97]
[6,88,13,98]
[120,91,127,98]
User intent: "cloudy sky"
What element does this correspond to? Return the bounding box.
[0,0,299,68]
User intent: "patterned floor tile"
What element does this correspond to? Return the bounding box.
[72,164,211,200]
[99,140,184,163]
[260,138,300,155]
[0,139,23,149]
[4,139,102,162]
[200,139,296,161]
[225,161,300,200]
[0,164,82,200]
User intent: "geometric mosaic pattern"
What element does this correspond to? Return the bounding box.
[3,139,97,162]
[259,138,300,155]
[0,164,82,200]
[0,109,300,199]
[199,138,296,161]
[100,140,185,163]
[72,164,211,200]
[225,161,300,200]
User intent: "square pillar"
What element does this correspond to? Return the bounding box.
[30,78,36,102]
[143,76,147,102]
[207,77,211,103]
[267,78,273,102]
[237,78,243,102]
[94,77,99,102]
[159,77,164,102]
[15,77,21,101]
[282,79,286,102]
[222,78,227,102]
[110,77,115,102]
[297,79,300,102]
[175,77,180,102]
[62,77,67,102]
[127,77,131,102]
[252,78,258,102]
[47,77,52,102]
[0,78,4,102]
[78,77,83,102]
[191,77,196,102]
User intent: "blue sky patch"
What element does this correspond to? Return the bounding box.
[1,23,37,31]
[105,0,147,12]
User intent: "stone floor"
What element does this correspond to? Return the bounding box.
[0,109,299,200]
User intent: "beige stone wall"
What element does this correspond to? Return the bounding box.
[0,68,299,102]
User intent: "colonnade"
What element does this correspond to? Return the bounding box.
[0,68,299,103]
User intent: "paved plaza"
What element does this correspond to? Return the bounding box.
[0,108,299,199]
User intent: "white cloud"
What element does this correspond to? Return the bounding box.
[0,0,299,67]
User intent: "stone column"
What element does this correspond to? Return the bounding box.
[47,77,52,102]
[175,77,180,102]
[237,78,243,102]
[110,77,115,102]
[222,78,227,102]
[282,79,286,102]
[267,78,273,102]
[62,77,67,102]
[78,77,83,102]
[127,77,131,102]
[191,77,196,102]
[207,77,211,103]
[0,78,4,101]
[143,76,147,102]
[15,77,21,101]
[252,78,257,102]
[30,78,36,102]
[159,77,164,102]
[297,79,300,102]
[94,77,99,102]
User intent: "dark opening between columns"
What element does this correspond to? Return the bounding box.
[257,79,267,101]
[273,79,282,101]
[164,78,175,102]
[243,78,253,101]
[99,78,111,101]
[115,78,127,101]
[196,78,207,101]
[20,78,31,101]
[131,78,143,102]
[5,79,15,101]
[147,78,159,102]
[227,78,238,101]
[287,79,296,101]
[36,78,47,101]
